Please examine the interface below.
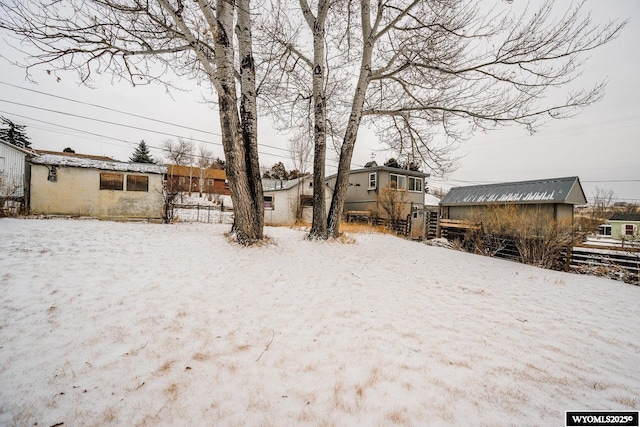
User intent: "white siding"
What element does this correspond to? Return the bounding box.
[0,141,28,198]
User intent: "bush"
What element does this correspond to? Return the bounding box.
[464,205,582,268]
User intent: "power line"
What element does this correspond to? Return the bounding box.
[0,81,361,169]
[0,98,292,155]
[0,110,295,163]
[0,80,220,136]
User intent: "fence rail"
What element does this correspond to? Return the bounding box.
[562,245,640,285]
[171,204,234,224]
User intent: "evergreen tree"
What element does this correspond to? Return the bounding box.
[129,140,155,163]
[384,158,401,169]
[211,157,226,170]
[263,162,289,180]
[0,116,31,149]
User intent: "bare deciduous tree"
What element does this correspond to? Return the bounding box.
[591,187,616,220]
[0,0,264,243]
[196,145,214,197]
[163,138,194,167]
[260,0,626,239]
[288,128,313,177]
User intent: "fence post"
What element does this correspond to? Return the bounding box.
[564,246,572,272]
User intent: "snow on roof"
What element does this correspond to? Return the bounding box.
[424,193,441,206]
[262,176,309,192]
[441,176,587,206]
[30,153,167,175]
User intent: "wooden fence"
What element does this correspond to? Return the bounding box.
[437,219,640,285]
[562,244,640,285]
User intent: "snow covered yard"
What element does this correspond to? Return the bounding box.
[0,218,638,426]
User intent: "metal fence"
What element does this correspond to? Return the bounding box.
[171,204,234,224]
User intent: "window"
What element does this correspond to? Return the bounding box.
[264,195,274,210]
[100,173,124,190]
[0,157,5,173]
[598,224,611,236]
[127,175,149,192]
[224,179,229,189]
[207,178,214,186]
[179,176,186,185]
[408,176,423,192]
[624,224,636,236]
[390,174,406,190]
[300,195,313,207]
[368,172,377,190]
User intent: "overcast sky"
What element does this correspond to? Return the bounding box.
[0,0,638,204]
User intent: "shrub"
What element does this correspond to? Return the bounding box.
[465,204,583,268]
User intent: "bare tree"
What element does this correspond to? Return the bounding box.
[260,0,626,239]
[163,138,194,166]
[373,185,409,224]
[288,128,313,176]
[0,0,264,243]
[591,187,616,220]
[196,145,214,198]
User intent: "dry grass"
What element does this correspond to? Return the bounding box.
[612,395,639,408]
[158,360,174,373]
[339,222,394,235]
[234,344,251,352]
[192,352,211,361]
[385,406,411,425]
[165,383,179,401]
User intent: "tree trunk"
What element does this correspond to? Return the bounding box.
[326,1,374,238]
[237,0,264,238]
[215,0,263,244]
[304,0,330,239]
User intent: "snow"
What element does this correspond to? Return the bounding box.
[1,218,639,426]
[31,153,167,174]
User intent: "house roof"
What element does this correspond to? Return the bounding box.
[326,164,430,180]
[1,139,36,156]
[30,153,167,174]
[167,164,227,180]
[609,213,640,222]
[262,176,311,192]
[441,176,587,207]
[424,193,441,207]
[35,149,114,162]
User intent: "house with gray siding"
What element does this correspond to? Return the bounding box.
[440,176,587,222]
[326,161,430,219]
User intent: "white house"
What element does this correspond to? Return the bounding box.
[0,138,35,213]
[262,175,333,226]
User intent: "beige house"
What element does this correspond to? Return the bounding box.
[30,153,167,220]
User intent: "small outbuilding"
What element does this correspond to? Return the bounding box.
[440,176,587,222]
[30,152,167,220]
[606,213,640,242]
[0,138,35,213]
[262,175,332,226]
